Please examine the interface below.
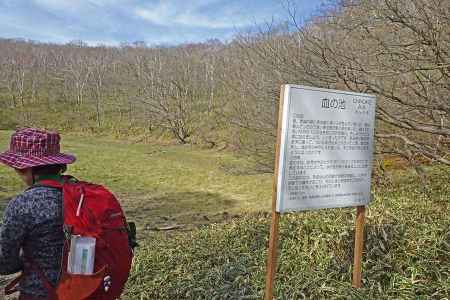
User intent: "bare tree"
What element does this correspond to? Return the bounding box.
[0,0,447,174]
[293,0,450,167]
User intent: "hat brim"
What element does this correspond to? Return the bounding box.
[0,151,76,169]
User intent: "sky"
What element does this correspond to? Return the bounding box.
[0,0,328,46]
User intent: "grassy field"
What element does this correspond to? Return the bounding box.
[0,130,448,299]
[0,130,272,235]
[121,163,449,299]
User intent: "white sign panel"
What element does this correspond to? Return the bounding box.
[276,85,376,212]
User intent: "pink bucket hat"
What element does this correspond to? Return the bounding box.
[0,128,76,169]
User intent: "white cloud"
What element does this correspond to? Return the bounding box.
[177,12,250,29]
[0,0,295,46]
[32,0,82,11]
[134,1,254,29]
[33,0,132,10]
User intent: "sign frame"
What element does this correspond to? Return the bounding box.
[264,85,376,299]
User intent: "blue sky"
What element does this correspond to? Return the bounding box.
[0,0,327,46]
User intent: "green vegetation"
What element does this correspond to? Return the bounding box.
[124,167,449,299]
[0,130,272,234]
[1,131,448,299]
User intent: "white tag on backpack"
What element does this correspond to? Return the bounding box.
[67,235,96,275]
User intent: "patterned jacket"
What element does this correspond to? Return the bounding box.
[0,186,64,298]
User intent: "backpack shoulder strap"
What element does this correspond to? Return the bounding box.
[35,180,63,189]
[33,175,79,189]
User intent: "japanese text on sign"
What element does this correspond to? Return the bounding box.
[276,85,376,212]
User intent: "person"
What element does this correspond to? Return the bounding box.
[0,128,76,300]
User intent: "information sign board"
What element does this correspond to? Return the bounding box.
[276,85,376,212]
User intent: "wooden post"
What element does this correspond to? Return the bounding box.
[265,86,286,300]
[265,212,280,300]
[352,205,366,288]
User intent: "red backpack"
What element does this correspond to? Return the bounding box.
[6,176,136,300]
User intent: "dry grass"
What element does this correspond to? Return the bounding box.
[123,166,449,299]
[0,130,272,236]
[1,131,448,299]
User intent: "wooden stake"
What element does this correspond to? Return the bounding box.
[265,85,286,300]
[352,205,366,288]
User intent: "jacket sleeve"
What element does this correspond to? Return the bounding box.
[0,195,28,275]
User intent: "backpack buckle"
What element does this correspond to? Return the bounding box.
[126,222,139,250]
[63,224,73,240]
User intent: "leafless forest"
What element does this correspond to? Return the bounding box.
[0,0,448,171]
